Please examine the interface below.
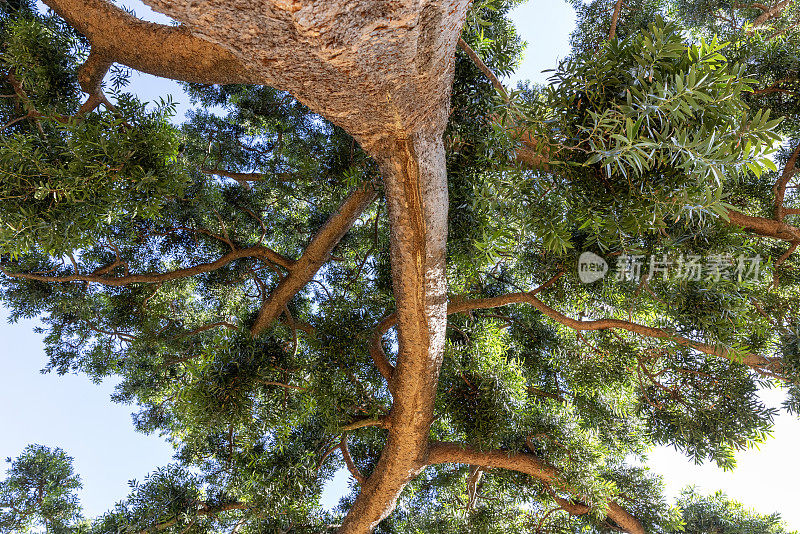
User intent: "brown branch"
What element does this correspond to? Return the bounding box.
[609,0,625,39]
[1,246,294,286]
[773,241,799,287]
[725,208,800,241]
[42,0,260,90]
[369,314,399,385]
[5,72,73,127]
[752,0,794,27]
[250,182,377,336]
[767,17,800,39]
[512,130,551,170]
[341,434,366,484]
[457,37,509,102]
[553,495,591,516]
[775,142,800,221]
[369,272,564,387]
[446,290,782,376]
[0,110,34,131]
[752,78,800,96]
[447,271,564,316]
[426,442,645,534]
[341,416,391,432]
[455,39,556,171]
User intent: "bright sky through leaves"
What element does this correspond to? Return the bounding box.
[1,0,799,528]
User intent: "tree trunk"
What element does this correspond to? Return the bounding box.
[39,0,469,530]
[337,115,449,533]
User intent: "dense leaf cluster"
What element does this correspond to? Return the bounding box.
[2,0,800,532]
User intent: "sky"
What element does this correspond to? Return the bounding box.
[2,0,800,529]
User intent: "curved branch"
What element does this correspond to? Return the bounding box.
[369,314,399,385]
[774,142,800,221]
[446,290,783,376]
[341,416,391,433]
[752,0,794,27]
[341,433,366,484]
[42,0,260,89]
[426,442,645,534]
[726,209,800,241]
[1,246,294,286]
[250,182,377,336]
[369,272,563,387]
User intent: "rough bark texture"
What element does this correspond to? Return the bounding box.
[337,114,450,533]
[140,0,467,149]
[35,1,653,531]
[42,0,261,90]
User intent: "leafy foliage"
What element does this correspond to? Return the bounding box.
[0,445,83,533]
[1,0,800,532]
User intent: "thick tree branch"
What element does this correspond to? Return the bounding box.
[42,0,260,90]
[1,246,294,286]
[337,120,450,533]
[369,272,563,387]
[726,208,800,241]
[250,182,378,336]
[752,0,794,27]
[426,442,645,534]
[609,0,625,39]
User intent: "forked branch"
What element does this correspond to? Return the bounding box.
[426,442,645,534]
[42,0,261,90]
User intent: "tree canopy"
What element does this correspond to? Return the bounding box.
[2,0,800,532]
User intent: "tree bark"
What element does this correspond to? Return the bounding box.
[250,182,378,336]
[34,0,488,531]
[426,442,645,534]
[336,116,450,533]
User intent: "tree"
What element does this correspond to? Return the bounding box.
[1,0,800,532]
[0,445,83,533]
